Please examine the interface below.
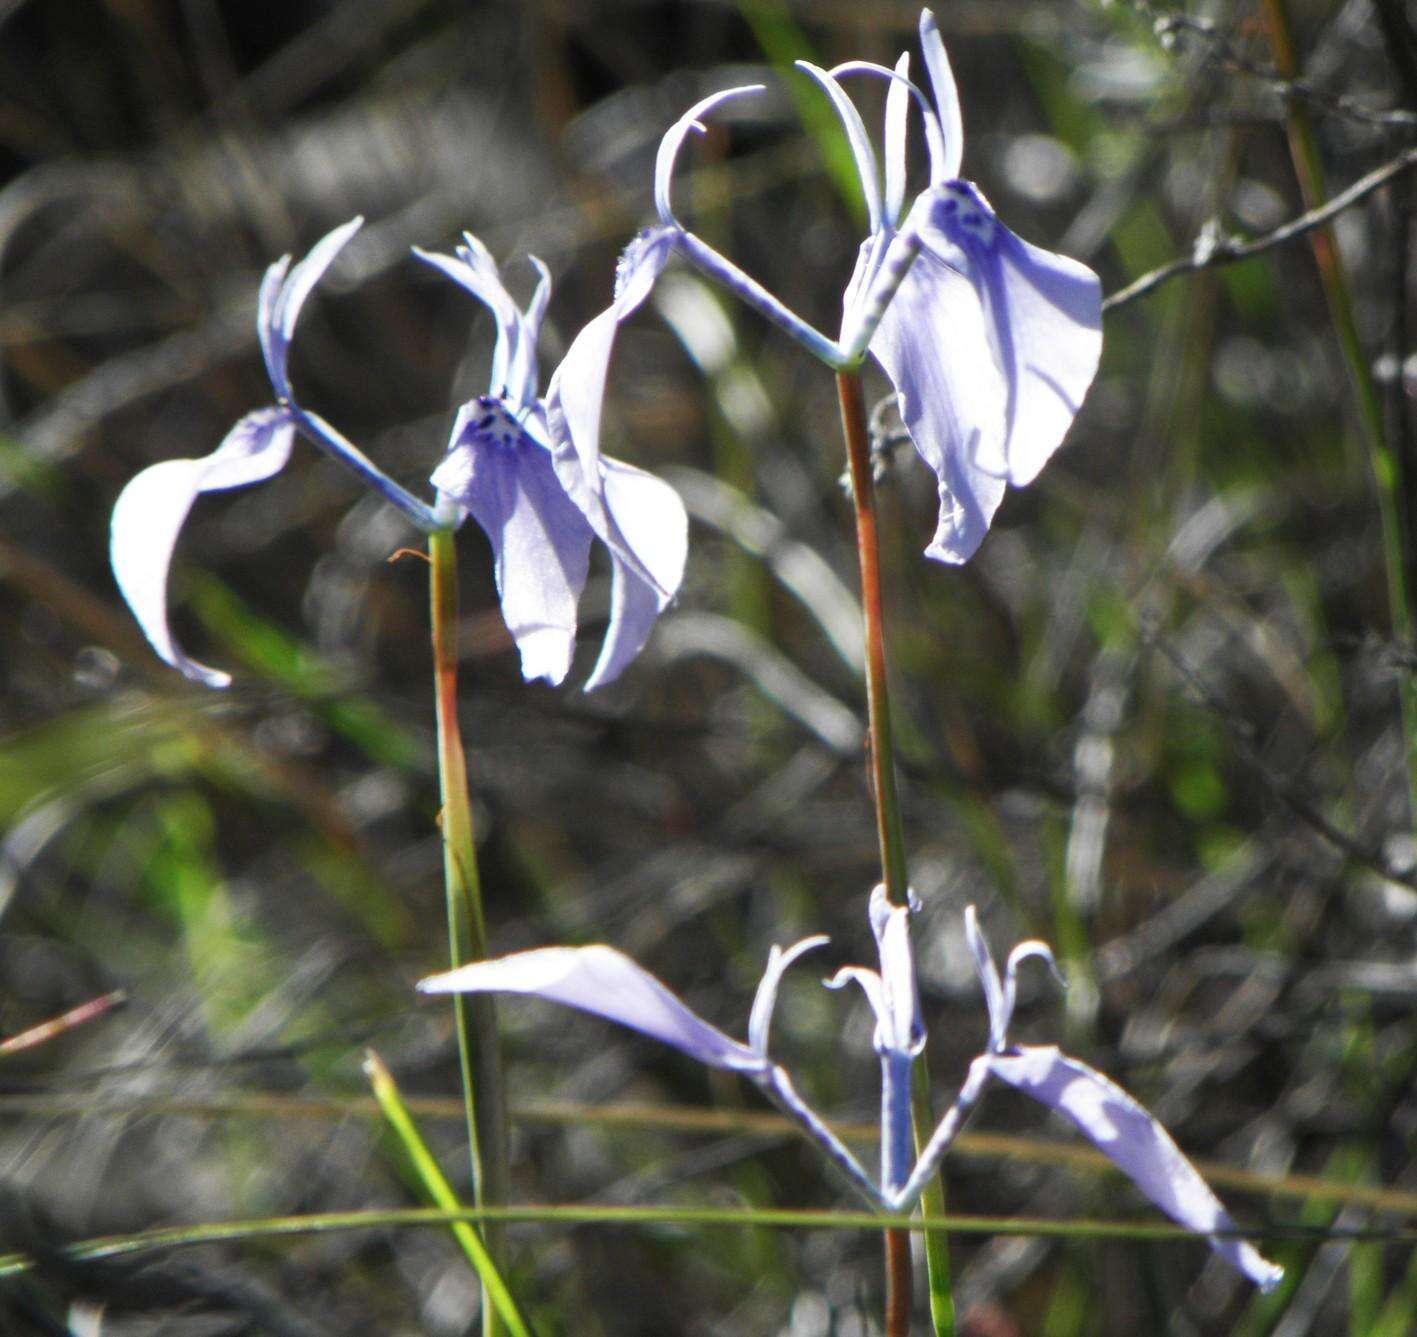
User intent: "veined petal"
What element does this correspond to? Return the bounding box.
[262,217,364,399]
[747,935,830,1056]
[964,905,1007,1050]
[795,61,882,236]
[919,9,964,181]
[418,944,767,1074]
[654,85,766,227]
[921,182,1102,485]
[583,459,688,689]
[988,1046,1284,1292]
[111,408,296,688]
[868,244,1006,563]
[431,398,593,685]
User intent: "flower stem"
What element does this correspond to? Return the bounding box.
[836,370,954,1336]
[428,525,510,1337]
[837,370,909,902]
[885,1227,913,1337]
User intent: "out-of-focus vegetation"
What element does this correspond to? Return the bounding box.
[1,0,1416,1332]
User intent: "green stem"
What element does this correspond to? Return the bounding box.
[837,369,955,1336]
[1260,0,1417,827]
[428,525,509,1337]
[365,1051,531,1337]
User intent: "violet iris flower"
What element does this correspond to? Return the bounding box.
[419,230,688,689]
[110,219,687,690]
[651,8,1103,563]
[419,894,1282,1290]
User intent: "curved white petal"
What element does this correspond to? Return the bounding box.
[414,242,529,408]
[654,85,766,226]
[545,229,675,516]
[867,244,1007,563]
[919,9,964,180]
[582,458,688,690]
[884,53,911,227]
[263,217,363,396]
[418,944,766,1073]
[825,964,889,1051]
[1002,939,1065,1030]
[964,905,1007,1050]
[828,59,947,191]
[110,409,296,688]
[988,1046,1284,1292]
[795,61,882,236]
[747,934,831,1056]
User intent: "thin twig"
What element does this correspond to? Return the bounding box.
[1137,4,1417,130]
[1104,148,1417,311]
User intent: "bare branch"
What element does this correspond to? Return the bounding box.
[1103,148,1417,312]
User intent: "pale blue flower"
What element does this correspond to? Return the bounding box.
[651,8,1103,563]
[111,219,687,690]
[960,907,1284,1292]
[418,895,1283,1289]
[421,230,688,689]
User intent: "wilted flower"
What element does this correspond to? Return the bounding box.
[418,893,1282,1289]
[419,231,688,689]
[651,8,1103,563]
[111,219,687,690]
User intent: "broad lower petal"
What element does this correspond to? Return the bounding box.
[581,457,689,688]
[868,247,1007,563]
[988,1045,1284,1291]
[418,944,767,1074]
[922,184,1101,486]
[110,408,296,688]
[431,414,593,686]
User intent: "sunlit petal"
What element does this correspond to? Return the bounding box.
[431,400,593,685]
[110,408,296,688]
[868,245,1007,562]
[419,944,767,1073]
[988,1046,1285,1292]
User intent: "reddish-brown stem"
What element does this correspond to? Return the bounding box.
[837,369,909,904]
[885,1227,913,1336]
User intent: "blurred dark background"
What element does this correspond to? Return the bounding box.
[2,0,1417,1332]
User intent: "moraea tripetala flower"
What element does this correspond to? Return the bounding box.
[418,231,687,689]
[110,219,686,689]
[419,892,1282,1289]
[650,8,1102,563]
